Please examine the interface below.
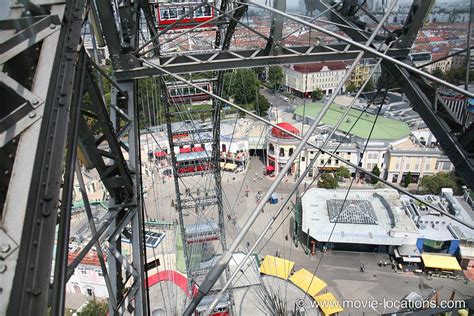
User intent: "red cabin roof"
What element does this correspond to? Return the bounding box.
[155,151,167,158]
[292,61,347,73]
[192,147,205,152]
[271,122,300,139]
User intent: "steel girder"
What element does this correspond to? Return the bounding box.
[1,1,87,314]
[1,1,148,315]
[115,44,409,80]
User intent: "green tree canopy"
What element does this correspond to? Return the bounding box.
[363,79,375,92]
[371,165,380,185]
[420,172,461,195]
[78,299,108,316]
[431,68,444,79]
[336,166,351,179]
[255,93,270,117]
[268,66,284,91]
[346,82,358,93]
[318,173,338,189]
[404,171,413,187]
[223,69,260,104]
[312,88,324,101]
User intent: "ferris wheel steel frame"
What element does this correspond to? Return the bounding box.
[1,0,473,315]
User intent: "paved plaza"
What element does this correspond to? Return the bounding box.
[143,153,474,314]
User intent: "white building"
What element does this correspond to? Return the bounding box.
[66,247,108,298]
[284,62,348,98]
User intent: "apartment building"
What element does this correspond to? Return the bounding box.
[284,62,348,98]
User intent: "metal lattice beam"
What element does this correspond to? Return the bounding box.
[115,44,409,79]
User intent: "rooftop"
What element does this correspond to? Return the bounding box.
[302,188,418,246]
[293,102,411,140]
[401,190,474,242]
[292,61,347,73]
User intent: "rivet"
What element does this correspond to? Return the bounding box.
[49,23,56,29]
[0,244,10,253]
[32,287,41,296]
[0,263,7,273]
[29,111,36,118]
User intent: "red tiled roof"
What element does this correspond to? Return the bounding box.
[428,36,445,42]
[271,122,300,139]
[293,61,347,73]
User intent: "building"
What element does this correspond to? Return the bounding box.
[266,122,301,175]
[293,102,410,176]
[451,48,474,71]
[385,137,453,185]
[284,62,348,97]
[347,59,378,88]
[301,188,419,252]
[141,120,252,177]
[301,188,474,264]
[66,247,108,298]
[367,0,399,13]
[409,52,432,68]
[401,189,474,257]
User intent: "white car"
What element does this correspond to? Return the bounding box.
[282,96,290,102]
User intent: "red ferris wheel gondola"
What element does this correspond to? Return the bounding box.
[151,0,215,30]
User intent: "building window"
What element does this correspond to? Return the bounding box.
[442,162,451,170]
[320,160,324,164]
[301,157,305,162]
[86,288,93,296]
[328,159,332,165]
[289,148,294,156]
[269,144,274,154]
[392,174,398,183]
[279,148,285,157]
[80,269,87,275]
[425,163,430,170]
[335,160,339,165]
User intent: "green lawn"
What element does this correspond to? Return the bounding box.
[294,102,410,140]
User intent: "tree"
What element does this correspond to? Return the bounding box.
[404,171,413,187]
[346,82,358,93]
[420,172,461,195]
[318,173,338,189]
[371,165,381,184]
[223,69,260,104]
[312,88,324,101]
[268,66,284,92]
[78,299,108,316]
[362,79,375,92]
[255,93,270,117]
[431,68,444,79]
[335,166,351,180]
[254,67,266,80]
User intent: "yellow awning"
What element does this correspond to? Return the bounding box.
[314,292,344,315]
[259,255,295,280]
[289,268,327,297]
[219,162,237,171]
[421,254,462,271]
